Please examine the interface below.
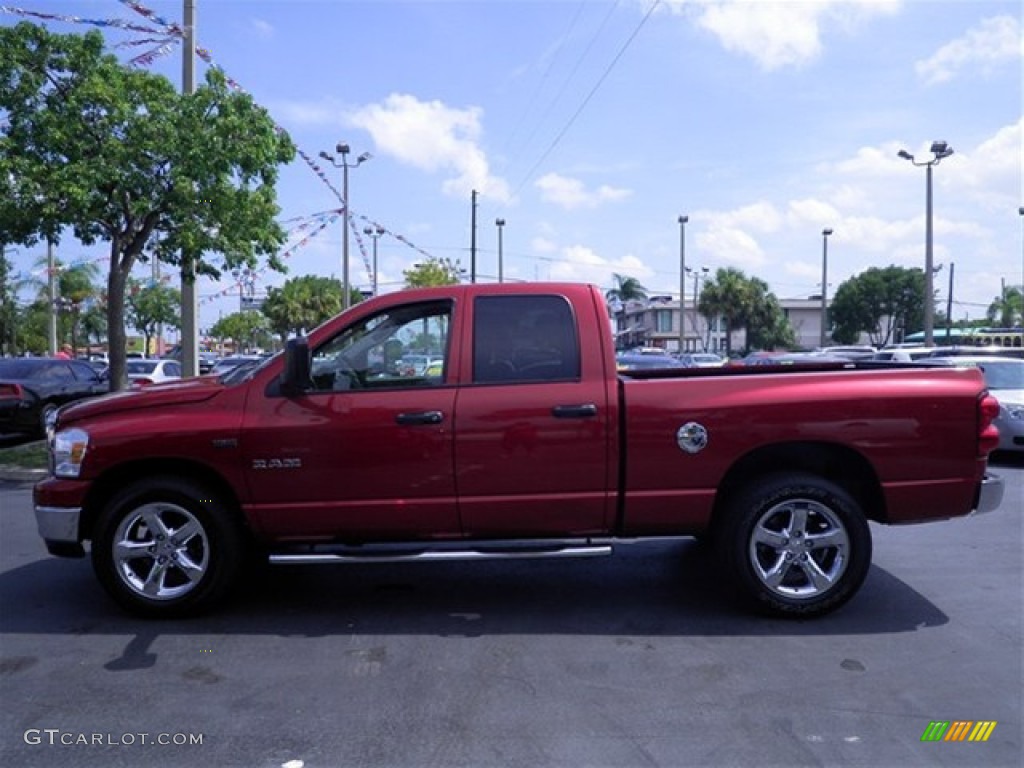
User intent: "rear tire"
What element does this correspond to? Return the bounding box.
[91,477,244,618]
[717,473,871,618]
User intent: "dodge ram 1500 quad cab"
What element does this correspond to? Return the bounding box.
[34,283,1005,618]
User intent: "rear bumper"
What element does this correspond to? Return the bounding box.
[972,473,1004,516]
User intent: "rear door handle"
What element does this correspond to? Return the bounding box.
[395,410,445,426]
[551,403,598,419]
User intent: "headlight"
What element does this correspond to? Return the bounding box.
[52,428,89,478]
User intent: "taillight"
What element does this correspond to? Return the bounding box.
[0,383,24,400]
[131,378,154,388]
[978,393,1000,456]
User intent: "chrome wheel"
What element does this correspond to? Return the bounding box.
[749,498,850,600]
[112,502,210,601]
[719,473,871,617]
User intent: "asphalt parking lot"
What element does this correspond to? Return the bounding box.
[1,457,1021,768]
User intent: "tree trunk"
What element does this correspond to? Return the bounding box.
[106,242,129,391]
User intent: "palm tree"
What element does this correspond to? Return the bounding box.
[986,286,1023,328]
[605,273,648,349]
[24,256,101,355]
[698,267,750,356]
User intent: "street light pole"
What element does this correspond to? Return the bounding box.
[820,228,833,348]
[362,225,384,296]
[320,143,371,310]
[897,141,954,347]
[678,214,688,354]
[687,265,709,351]
[495,218,505,283]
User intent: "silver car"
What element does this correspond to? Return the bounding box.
[925,356,1024,453]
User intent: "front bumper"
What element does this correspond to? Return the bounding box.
[35,504,85,557]
[34,477,90,558]
[972,473,1004,516]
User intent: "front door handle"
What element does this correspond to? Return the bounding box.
[551,403,598,419]
[396,410,445,426]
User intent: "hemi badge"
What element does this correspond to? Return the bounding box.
[211,438,238,449]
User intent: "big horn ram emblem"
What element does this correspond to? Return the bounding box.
[676,422,708,454]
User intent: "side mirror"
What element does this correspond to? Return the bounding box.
[281,337,312,396]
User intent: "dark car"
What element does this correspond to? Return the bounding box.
[0,358,109,437]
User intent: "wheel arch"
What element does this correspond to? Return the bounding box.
[79,459,250,543]
[711,441,887,528]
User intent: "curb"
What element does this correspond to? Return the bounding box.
[0,465,47,483]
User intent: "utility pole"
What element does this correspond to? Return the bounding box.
[495,218,505,284]
[678,215,687,354]
[945,263,954,343]
[180,0,198,375]
[47,239,57,355]
[470,190,477,283]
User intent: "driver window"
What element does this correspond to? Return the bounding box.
[309,300,451,392]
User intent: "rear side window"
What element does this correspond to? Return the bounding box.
[473,295,581,383]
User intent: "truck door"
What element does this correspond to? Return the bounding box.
[453,293,615,537]
[241,300,460,540]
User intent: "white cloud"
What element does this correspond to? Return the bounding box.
[916,15,1021,85]
[673,0,900,71]
[953,118,1023,210]
[531,244,653,287]
[349,93,512,203]
[535,173,632,210]
[249,18,274,39]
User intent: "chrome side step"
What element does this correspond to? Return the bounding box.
[268,538,614,565]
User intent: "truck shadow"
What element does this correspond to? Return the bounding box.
[0,539,947,651]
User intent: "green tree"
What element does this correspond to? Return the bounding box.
[0,24,295,389]
[20,255,101,355]
[209,310,270,354]
[697,268,792,355]
[986,286,1023,328]
[0,247,16,355]
[403,257,463,288]
[261,275,345,344]
[125,278,180,356]
[79,298,108,354]
[698,268,748,355]
[830,266,925,346]
[745,277,797,351]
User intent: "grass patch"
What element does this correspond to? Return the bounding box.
[0,440,48,469]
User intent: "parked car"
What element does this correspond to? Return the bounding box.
[678,352,726,368]
[125,359,183,388]
[871,347,938,362]
[208,355,264,378]
[0,358,109,436]
[161,347,218,374]
[922,356,1024,453]
[616,353,688,371]
[816,346,877,361]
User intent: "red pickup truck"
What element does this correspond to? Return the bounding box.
[34,282,1005,618]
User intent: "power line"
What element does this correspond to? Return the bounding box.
[510,0,661,200]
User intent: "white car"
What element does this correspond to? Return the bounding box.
[125,359,182,387]
[925,356,1024,453]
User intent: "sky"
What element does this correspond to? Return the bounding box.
[3,0,1022,335]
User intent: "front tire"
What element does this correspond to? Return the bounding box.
[92,477,244,618]
[717,473,871,618]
